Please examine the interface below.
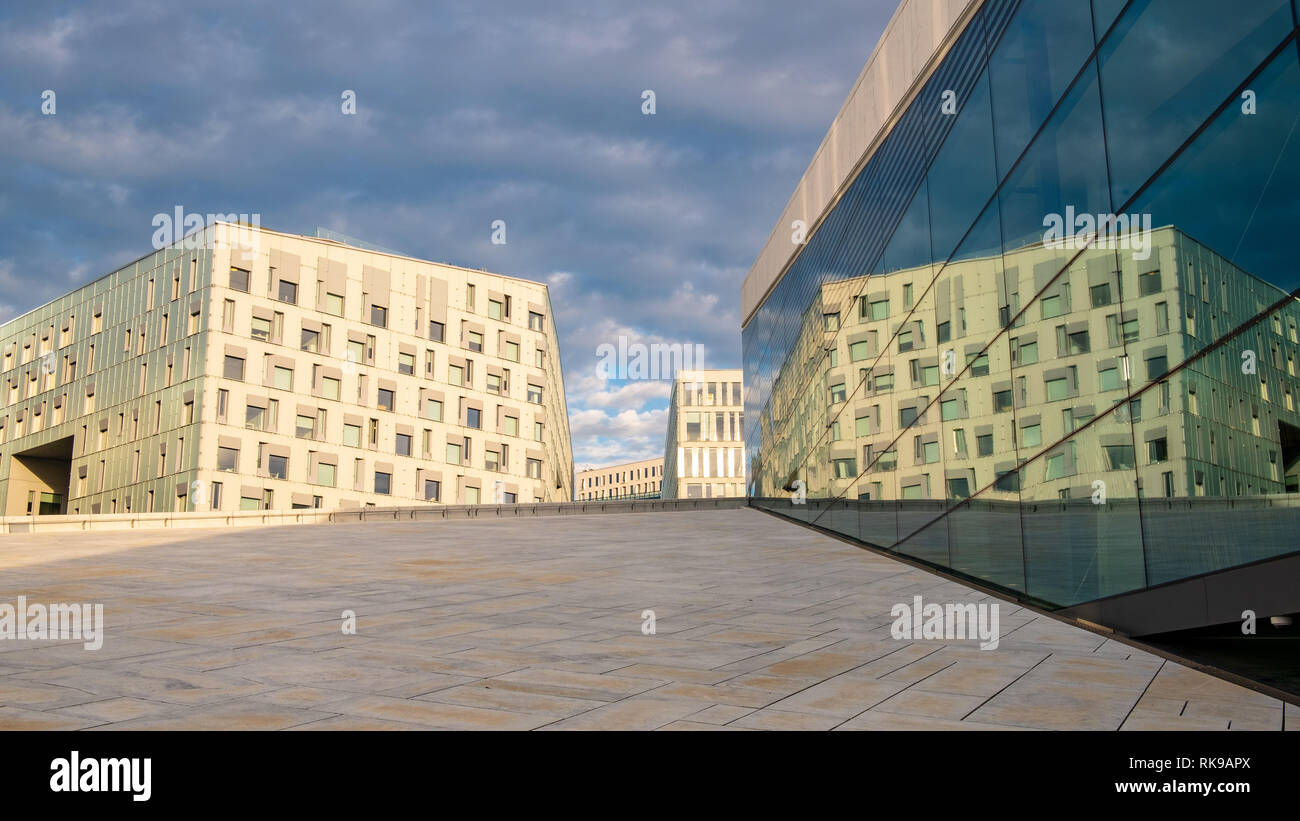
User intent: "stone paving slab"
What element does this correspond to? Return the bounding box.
[0,508,1289,730]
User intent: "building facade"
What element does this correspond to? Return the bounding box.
[662,369,745,498]
[741,0,1300,608]
[575,457,663,500]
[0,222,573,515]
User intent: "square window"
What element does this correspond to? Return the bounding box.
[267,454,287,480]
[251,316,271,341]
[223,355,245,381]
[316,463,336,487]
[324,293,344,316]
[217,446,238,471]
[229,268,250,292]
[273,366,293,391]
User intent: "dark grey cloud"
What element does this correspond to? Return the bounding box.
[0,0,893,464]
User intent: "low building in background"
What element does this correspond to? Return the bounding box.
[662,369,745,499]
[575,456,663,500]
[0,222,573,515]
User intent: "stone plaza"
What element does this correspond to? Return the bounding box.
[0,507,1291,730]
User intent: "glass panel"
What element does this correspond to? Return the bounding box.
[1098,0,1292,205]
[989,0,1095,181]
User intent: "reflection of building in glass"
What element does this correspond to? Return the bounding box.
[662,370,745,499]
[741,0,1300,620]
[760,226,1300,505]
[576,457,664,500]
[0,222,574,516]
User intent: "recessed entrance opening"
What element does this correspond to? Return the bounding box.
[4,436,73,516]
[1279,421,1300,493]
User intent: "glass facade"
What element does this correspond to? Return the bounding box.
[744,0,1300,608]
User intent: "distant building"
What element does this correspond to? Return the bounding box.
[0,222,573,515]
[575,457,663,500]
[662,369,745,498]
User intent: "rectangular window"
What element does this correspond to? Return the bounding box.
[217,446,239,472]
[449,365,464,386]
[527,384,543,404]
[370,305,387,328]
[324,292,344,316]
[322,376,341,401]
[377,388,395,412]
[467,331,483,353]
[446,443,462,464]
[229,267,250,292]
[273,366,293,391]
[1138,270,1161,296]
[224,355,245,381]
[829,383,846,404]
[251,316,271,341]
[1021,424,1042,449]
[526,458,542,479]
[277,280,297,304]
[375,472,391,495]
[528,311,544,331]
[396,433,412,456]
[1148,437,1168,464]
[343,423,361,448]
[315,463,336,487]
[1046,377,1068,402]
[466,407,481,429]
[1099,367,1121,391]
[424,480,441,501]
[488,299,502,320]
[429,320,445,342]
[267,454,287,480]
[976,434,994,457]
[1104,444,1136,471]
[1090,283,1111,307]
[425,398,443,421]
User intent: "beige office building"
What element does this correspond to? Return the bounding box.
[662,369,745,499]
[0,221,573,515]
[575,457,663,500]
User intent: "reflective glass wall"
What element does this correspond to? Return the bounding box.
[743,0,1300,607]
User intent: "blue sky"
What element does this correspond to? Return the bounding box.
[0,0,893,467]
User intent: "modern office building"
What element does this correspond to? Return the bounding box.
[575,457,663,500]
[0,221,573,515]
[740,0,1300,630]
[662,369,745,499]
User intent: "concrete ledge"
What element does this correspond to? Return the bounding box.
[0,497,748,534]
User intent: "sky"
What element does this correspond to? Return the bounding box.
[0,0,894,468]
